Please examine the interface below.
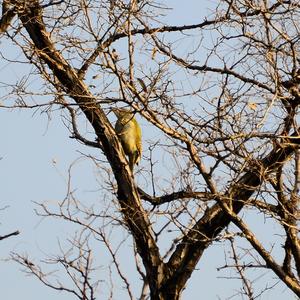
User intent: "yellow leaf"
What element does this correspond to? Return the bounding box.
[248,102,257,110]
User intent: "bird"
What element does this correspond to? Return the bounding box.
[112,108,142,171]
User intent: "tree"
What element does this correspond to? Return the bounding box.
[1,0,300,299]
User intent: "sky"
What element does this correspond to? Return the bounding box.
[0,1,298,300]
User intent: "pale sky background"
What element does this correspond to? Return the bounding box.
[0,1,298,299]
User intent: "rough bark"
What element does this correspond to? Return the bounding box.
[17,1,165,295]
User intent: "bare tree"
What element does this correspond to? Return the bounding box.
[1,0,300,299]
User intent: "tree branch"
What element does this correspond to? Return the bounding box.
[138,187,209,205]
[0,0,16,34]
[163,132,300,296]
[0,230,20,240]
[18,1,164,290]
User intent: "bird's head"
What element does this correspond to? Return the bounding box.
[111,107,133,119]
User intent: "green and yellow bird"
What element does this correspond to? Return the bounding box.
[112,108,142,171]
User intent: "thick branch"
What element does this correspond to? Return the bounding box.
[18,1,163,284]
[162,134,300,296]
[138,187,209,205]
[0,0,16,33]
